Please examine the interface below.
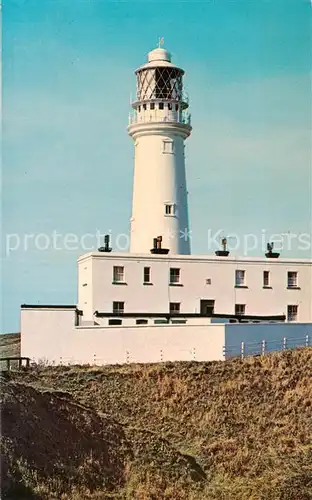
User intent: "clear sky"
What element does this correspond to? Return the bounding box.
[2,0,311,332]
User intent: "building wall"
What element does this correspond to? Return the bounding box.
[78,253,312,322]
[21,308,77,362]
[21,308,225,365]
[21,308,311,366]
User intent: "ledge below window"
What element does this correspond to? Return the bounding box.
[287,286,301,290]
[234,285,248,289]
[263,286,273,289]
[169,283,184,287]
[112,281,128,285]
[143,282,153,286]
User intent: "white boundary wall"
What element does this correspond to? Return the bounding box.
[21,308,312,366]
[21,308,225,365]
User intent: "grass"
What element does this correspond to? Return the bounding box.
[1,346,312,499]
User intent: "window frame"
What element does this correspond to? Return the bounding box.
[235,270,246,287]
[143,266,151,284]
[162,139,174,154]
[287,271,298,289]
[287,304,298,322]
[263,270,270,287]
[112,301,124,314]
[170,302,181,314]
[235,304,246,316]
[113,266,125,283]
[165,203,175,216]
[169,268,180,284]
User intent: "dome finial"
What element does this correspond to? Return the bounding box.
[158,36,164,48]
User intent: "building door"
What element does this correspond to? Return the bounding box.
[200,299,215,316]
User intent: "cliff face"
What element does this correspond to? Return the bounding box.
[1,347,312,499]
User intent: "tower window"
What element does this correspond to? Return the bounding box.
[168,103,172,110]
[159,102,164,110]
[163,140,174,154]
[138,105,141,112]
[143,104,147,110]
[165,204,175,215]
[175,104,179,111]
[150,103,155,110]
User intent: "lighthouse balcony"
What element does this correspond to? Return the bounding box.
[128,110,191,126]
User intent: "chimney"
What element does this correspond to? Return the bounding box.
[265,242,280,259]
[98,234,112,253]
[215,237,230,257]
[150,235,169,255]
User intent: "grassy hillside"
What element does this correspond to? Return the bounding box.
[1,347,312,499]
[0,333,21,358]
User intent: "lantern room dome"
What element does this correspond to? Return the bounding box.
[135,46,184,74]
[148,47,171,63]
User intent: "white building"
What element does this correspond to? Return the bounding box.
[20,43,312,365]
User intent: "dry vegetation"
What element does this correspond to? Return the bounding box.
[0,333,20,358]
[1,341,312,499]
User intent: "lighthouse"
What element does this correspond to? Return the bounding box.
[128,42,192,255]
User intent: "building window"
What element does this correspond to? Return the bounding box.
[235,304,246,316]
[175,104,179,111]
[263,271,270,287]
[163,140,174,154]
[165,203,175,215]
[287,271,298,288]
[143,267,151,283]
[143,103,147,110]
[170,302,180,314]
[235,270,245,287]
[159,102,164,110]
[200,299,215,316]
[150,103,155,110]
[287,305,298,322]
[170,268,180,284]
[112,301,124,314]
[138,105,141,112]
[113,266,124,283]
[109,318,122,325]
[136,319,148,325]
[168,103,172,110]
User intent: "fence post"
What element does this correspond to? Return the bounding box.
[160,349,163,362]
[192,347,196,361]
[126,351,130,364]
[283,337,287,350]
[261,340,266,356]
[93,354,96,366]
[241,342,245,360]
[306,334,309,347]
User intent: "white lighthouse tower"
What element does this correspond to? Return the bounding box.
[128,42,192,255]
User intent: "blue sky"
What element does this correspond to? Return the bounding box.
[2,0,311,332]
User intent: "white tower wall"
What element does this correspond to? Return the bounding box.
[130,127,190,254]
[128,46,192,255]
